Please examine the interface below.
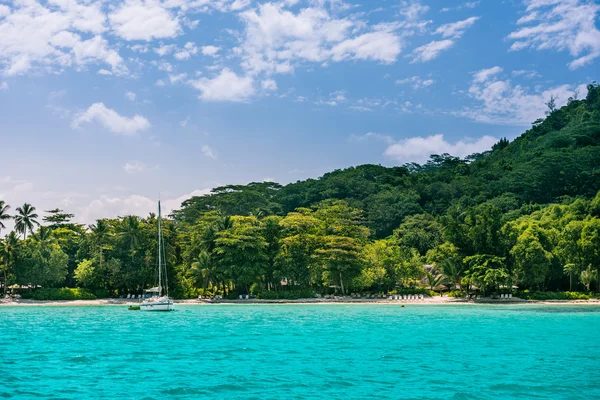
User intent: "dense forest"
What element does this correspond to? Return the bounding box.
[2,84,600,300]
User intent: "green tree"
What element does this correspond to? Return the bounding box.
[394,213,443,256]
[1,232,19,295]
[563,263,579,291]
[0,200,11,237]
[14,203,39,239]
[510,227,553,290]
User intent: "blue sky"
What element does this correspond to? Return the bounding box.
[0,0,599,224]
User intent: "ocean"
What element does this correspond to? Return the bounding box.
[2,304,600,399]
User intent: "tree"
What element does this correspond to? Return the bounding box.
[14,203,39,239]
[424,267,444,294]
[563,263,579,291]
[74,259,96,288]
[0,200,11,237]
[510,227,553,290]
[394,213,443,256]
[43,208,75,229]
[1,232,19,295]
[117,216,142,262]
[214,216,268,294]
[580,265,596,291]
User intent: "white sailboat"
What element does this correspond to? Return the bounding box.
[140,201,174,311]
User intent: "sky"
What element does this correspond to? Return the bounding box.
[0,0,599,226]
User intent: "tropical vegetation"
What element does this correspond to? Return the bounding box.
[1,83,600,299]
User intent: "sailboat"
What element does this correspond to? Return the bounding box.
[140,201,174,311]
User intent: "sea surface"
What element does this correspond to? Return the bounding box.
[1,304,600,399]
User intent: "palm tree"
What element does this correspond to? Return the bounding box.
[441,257,464,291]
[117,216,141,261]
[563,263,579,291]
[580,265,595,292]
[32,226,55,248]
[189,251,214,294]
[1,232,19,295]
[425,267,444,295]
[0,200,11,237]
[13,203,39,239]
[89,219,110,265]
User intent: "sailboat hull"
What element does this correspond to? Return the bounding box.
[139,301,174,311]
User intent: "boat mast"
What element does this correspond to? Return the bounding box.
[158,200,163,297]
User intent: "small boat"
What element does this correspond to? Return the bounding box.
[139,201,174,312]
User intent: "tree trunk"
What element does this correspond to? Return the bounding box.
[569,273,572,291]
[339,271,345,296]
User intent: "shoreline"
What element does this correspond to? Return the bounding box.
[1,297,599,307]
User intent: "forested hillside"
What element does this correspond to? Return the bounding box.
[2,84,600,299]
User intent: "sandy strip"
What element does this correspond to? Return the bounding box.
[1,297,599,306]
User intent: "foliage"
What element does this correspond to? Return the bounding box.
[256,289,316,300]
[2,84,600,298]
[521,291,592,301]
[27,287,96,301]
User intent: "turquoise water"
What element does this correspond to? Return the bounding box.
[2,305,600,399]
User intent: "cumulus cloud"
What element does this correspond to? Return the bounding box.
[72,102,151,135]
[410,39,454,62]
[456,67,588,125]
[384,134,498,163]
[76,189,212,224]
[188,68,255,102]
[201,45,221,56]
[261,79,278,91]
[507,0,600,69]
[0,1,126,76]
[238,2,404,76]
[125,91,136,101]
[174,42,198,60]
[109,0,181,41]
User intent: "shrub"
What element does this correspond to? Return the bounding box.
[447,290,463,298]
[522,291,592,300]
[29,288,97,301]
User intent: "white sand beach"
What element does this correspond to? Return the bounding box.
[1,297,599,307]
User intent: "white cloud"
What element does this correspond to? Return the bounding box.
[457,68,588,125]
[154,44,176,56]
[512,69,541,79]
[97,69,113,75]
[315,90,347,106]
[396,76,435,89]
[330,30,403,63]
[201,45,221,56]
[155,79,166,87]
[189,68,255,102]
[508,0,600,69]
[174,42,198,60]
[261,79,278,91]
[472,66,502,83]
[384,134,498,163]
[125,91,136,101]
[201,145,217,160]
[123,161,147,175]
[72,102,151,135]
[109,0,181,41]
[399,1,430,21]
[410,39,454,62]
[76,188,212,224]
[434,16,479,38]
[238,2,404,76]
[0,81,7,91]
[169,72,187,84]
[0,1,126,76]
